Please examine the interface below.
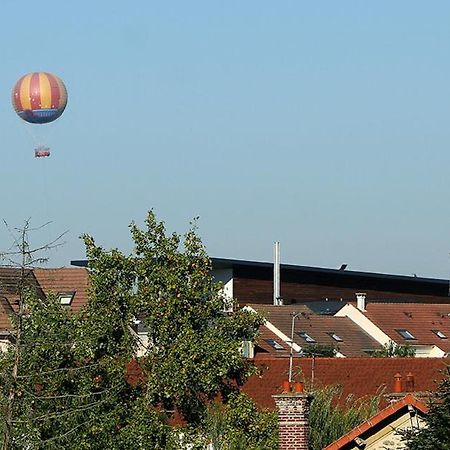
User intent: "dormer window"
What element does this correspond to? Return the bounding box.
[297,332,316,343]
[432,330,448,339]
[57,292,75,306]
[396,329,416,340]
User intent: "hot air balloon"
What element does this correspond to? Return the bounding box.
[11,72,67,157]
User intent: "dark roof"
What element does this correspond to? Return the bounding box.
[212,257,449,287]
[304,300,347,315]
[248,304,381,357]
[242,357,449,410]
[72,257,450,298]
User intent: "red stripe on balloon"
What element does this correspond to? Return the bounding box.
[46,73,61,109]
[12,78,23,112]
[29,73,41,110]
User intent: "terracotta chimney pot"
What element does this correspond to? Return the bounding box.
[405,372,415,392]
[282,380,291,393]
[393,373,403,393]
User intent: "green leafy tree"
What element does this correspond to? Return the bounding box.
[202,392,278,450]
[0,212,264,449]
[0,221,158,449]
[404,369,450,450]
[111,211,264,424]
[302,343,337,357]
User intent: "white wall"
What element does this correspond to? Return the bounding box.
[212,268,234,311]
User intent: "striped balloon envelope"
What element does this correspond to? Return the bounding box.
[12,72,67,124]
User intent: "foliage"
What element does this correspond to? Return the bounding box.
[308,385,381,450]
[201,392,278,450]
[404,368,450,450]
[109,211,263,424]
[0,276,151,449]
[371,341,416,358]
[0,212,264,449]
[301,343,337,357]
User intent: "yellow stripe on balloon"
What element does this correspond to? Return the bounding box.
[19,74,32,110]
[39,73,52,109]
[56,77,67,108]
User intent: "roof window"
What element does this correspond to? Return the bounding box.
[57,292,75,306]
[396,329,416,340]
[297,331,316,343]
[432,330,448,339]
[328,332,343,342]
[265,339,285,350]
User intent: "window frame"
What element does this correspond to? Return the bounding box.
[297,331,316,343]
[395,329,417,340]
[432,330,448,339]
[265,339,285,351]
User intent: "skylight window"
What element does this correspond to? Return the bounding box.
[432,330,448,339]
[266,339,285,350]
[57,292,75,306]
[396,329,416,340]
[297,332,316,343]
[328,332,343,342]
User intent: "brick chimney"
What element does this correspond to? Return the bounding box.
[273,384,312,450]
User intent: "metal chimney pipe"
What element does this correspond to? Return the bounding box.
[273,242,282,305]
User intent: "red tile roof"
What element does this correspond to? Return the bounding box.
[0,268,90,332]
[248,304,382,357]
[33,268,90,311]
[242,357,449,410]
[323,394,428,450]
[363,302,450,352]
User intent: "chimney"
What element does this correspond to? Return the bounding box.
[273,386,312,450]
[274,242,282,305]
[393,373,403,393]
[405,372,415,392]
[385,373,404,404]
[355,292,367,312]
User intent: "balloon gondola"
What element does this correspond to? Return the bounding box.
[34,146,51,158]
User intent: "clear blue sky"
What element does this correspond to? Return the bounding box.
[1,1,450,278]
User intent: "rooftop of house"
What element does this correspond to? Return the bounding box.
[0,268,45,331]
[33,268,89,311]
[0,267,90,332]
[255,325,291,357]
[73,257,450,300]
[242,357,449,410]
[323,393,429,450]
[360,302,450,353]
[248,304,382,357]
